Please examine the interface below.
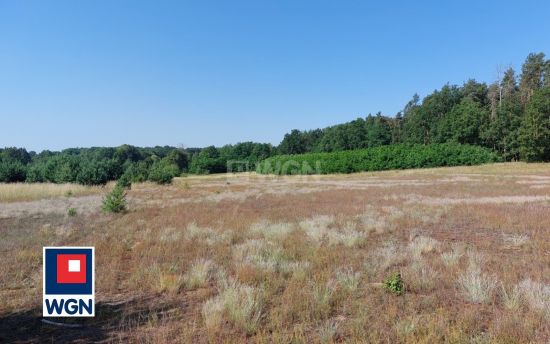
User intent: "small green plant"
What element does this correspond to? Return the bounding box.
[65,190,73,197]
[101,185,127,213]
[67,208,77,217]
[383,272,405,295]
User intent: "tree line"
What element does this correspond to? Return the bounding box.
[0,143,275,184]
[278,52,550,161]
[1,52,548,184]
[258,143,500,175]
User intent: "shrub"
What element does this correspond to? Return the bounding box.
[124,161,149,182]
[148,159,180,184]
[189,146,227,174]
[257,143,501,175]
[76,160,110,185]
[101,185,127,213]
[0,160,27,182]
[25,163,46,183]
[383,272,405,295]
[67,208,77,217]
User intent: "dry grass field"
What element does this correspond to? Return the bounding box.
[0,182,107,203]
[0,162,549,343]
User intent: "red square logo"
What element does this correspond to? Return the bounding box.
[57,254,87,284]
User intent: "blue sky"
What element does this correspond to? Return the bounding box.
[1,1,549,152]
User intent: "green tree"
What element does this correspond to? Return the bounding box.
[165,149,189,171]
[438,98,489,145]
[519,88,550,161]
[0,160,27,182]
[76,160,111,185]
[481,94,523,160]
[365,113,392,147]
[148,159,180,184]
[404,86,463,144]
[102,185,127,213]
[189,146,226,174]
[278,129,308,154]
[520,53,545,103]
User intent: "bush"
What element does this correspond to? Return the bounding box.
[101,185,127,213]
[124,161,149,183]
[67,208,77,217]
[25,163,46,183]
[383,272,405,295]
[256,143,501,175]
[0,160,27,182]
[189,146,226,174]
[148,159,180,184]
[76,160,110,185]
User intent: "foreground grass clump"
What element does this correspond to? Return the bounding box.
[458,268,497,304]
[202,280,264,335]
[518,279,550,318]
[183,259,217,289]
[257,143,500,175]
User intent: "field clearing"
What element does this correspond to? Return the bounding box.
[0,163,549,343]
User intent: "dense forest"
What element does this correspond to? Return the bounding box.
[1,52,549,184]
[277,52,550,161]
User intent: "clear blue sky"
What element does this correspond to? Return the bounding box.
[1,1,549,152]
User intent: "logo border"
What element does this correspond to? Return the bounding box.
[43,246,95,317]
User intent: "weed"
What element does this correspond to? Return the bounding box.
[383,272,405,295]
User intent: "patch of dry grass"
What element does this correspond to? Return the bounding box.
[458,267,498,304]
[202,280,264,335]
[518,279,550,318]
[0,182,105,202]
[183,259,217,290]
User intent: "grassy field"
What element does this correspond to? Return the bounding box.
[0,182,107,203]
[0,163,549,343]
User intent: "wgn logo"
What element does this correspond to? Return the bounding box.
[43,247,95,317]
